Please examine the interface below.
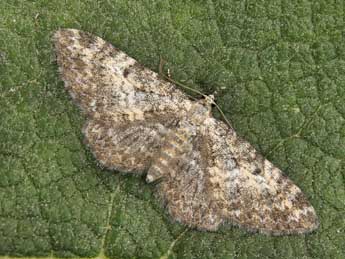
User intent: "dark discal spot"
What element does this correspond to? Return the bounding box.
[123,68,130,78]
[252,168,262,175]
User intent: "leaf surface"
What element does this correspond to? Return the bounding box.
[0,0,344,258]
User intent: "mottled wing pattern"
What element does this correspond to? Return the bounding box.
[53,29,191,172]
[152,117,319,235]
[54,29,318,235]
[208,119,319,234]
[148,119,224,230]
[83,118,173,172]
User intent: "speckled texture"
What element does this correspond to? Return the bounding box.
[54,29,318,235]
[2,1,345,258]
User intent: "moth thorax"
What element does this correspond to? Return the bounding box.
[189,100,212,123]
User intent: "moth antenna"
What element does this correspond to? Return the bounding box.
[159,57,233,130]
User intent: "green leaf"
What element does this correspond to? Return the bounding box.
[0,0,344,258]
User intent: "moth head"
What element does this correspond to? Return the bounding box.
[202,94,215,112]
[204,94,215,105]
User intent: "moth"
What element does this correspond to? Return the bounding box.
[53,29,319,235]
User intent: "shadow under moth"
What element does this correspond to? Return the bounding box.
[53,29,319,235]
